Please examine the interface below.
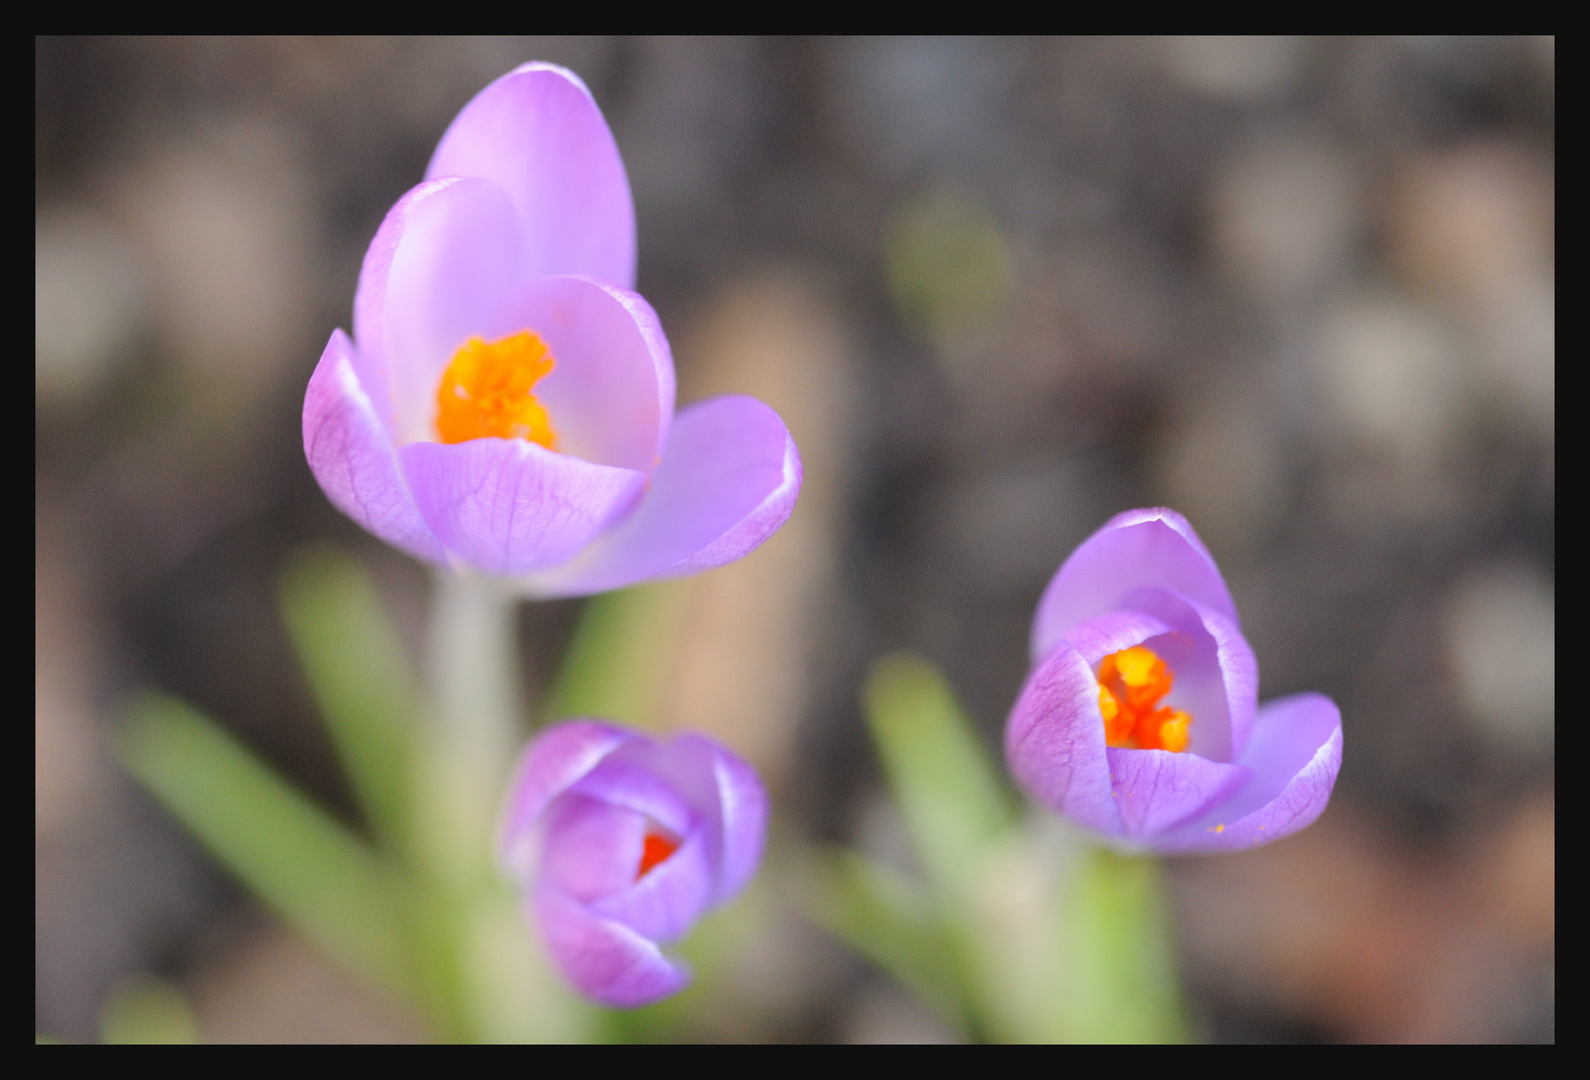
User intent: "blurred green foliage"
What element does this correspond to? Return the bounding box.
[808,652,1185,1043]
[885,187,1014,350]
[119,547,591,1043]
[97,976,200,1045]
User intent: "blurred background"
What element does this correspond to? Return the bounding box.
[36,36,1553,1043]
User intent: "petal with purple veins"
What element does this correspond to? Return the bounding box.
[1005,640,1121,837]
[519,395,802,599]
[489,275,674,472]
[1157,693,1343,853]
[355,177,523,446]
[302,330,445,564]
[400,437,646,576]
[1031,508,1237,665]
[533,884,691,1009]
[1104,747,1249,839]
[426,63,635,289]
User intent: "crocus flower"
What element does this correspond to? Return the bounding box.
[303,64,801,594]
[1005,509,1342,853]
[498,720,767,1007]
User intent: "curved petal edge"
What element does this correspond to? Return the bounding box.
[1158,693,1343,854]
[534,884,691,1009]
[302,330,446,564]
[519,395,802,598]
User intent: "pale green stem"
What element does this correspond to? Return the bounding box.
[427,569,523,774]
[416,570,524,890]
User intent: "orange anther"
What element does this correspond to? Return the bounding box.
[1095,645,1192,753]
[435,330,559,448]
[637,831,680,880]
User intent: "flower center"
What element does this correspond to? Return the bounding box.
[1097,644,1191,753]
[435,330,559,447]
[636,830,680,881]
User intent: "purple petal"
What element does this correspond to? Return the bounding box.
[1062,609,1177,665]
[1157,693,1343,854]
[540,793,648,903]
[400,437,646,576]
[534,884,690,1009]
[426,63,636,289]
[498,720,633,880]
[1104,748,1248,839]
[1005,640,1121,837]
[520,395,802,598]
[588,830,715,945]
[569,743,698,838]
[488,275,674,472]
[1120,587,1258,761]
[353,176,523,446]
[702,738,768,904]
[1031,508,1238,666]
[302,330,445,563]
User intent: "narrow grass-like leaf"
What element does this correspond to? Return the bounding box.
[119,693,417,1001]
[279,545,417,854]
[863,653,1014,900]
[541,580,690,728]
[807,848,967,1030]
[1057,848,1184,1043]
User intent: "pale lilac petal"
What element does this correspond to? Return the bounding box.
[1157,694,1343,853]
[520,396,802,598]
[588,830,715,945]
[1104,748,1248,839]
[534,884,690,1009]
[354,177,523,445]
[569,746,698,838]
[1005,640,1121,837]
[1121,587,1259,761]
[539,793,648,902]
[302,330,445,563]
[488,275,674,471]
[498,720,633,880]
[704,739,768,904]
[1031,508,1238,665]
[1062,609,1176,665]
[400,438,646,576]
[426,63,635,289]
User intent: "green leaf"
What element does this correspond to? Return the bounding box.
[98,976,200,1044]
[806,848,967,1030]
[279,545,418,855]
[541,580,691,729]
[863,653,1014,900]
[1056,848,1184,1043]
[119,693,417,1002]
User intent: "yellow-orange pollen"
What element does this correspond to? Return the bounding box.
[636,831,680,881]
[1097,645,1192,753]
[435,330,559,447]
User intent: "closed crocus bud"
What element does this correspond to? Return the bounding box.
[498,721,768,1008]
[1006,509,1342,853]
[303,64,800,594]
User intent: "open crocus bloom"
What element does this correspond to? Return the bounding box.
[1005,509,1342,854]
[303,64,801,594]
[498,720,767,1008]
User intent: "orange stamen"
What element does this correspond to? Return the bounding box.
[1096,645,1192,753]
[435,330,558,447]
[636,831,680,880]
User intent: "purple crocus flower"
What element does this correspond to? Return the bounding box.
[498,720,767,1008]
[303,64,801,594]
[1005,508,1342,853]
